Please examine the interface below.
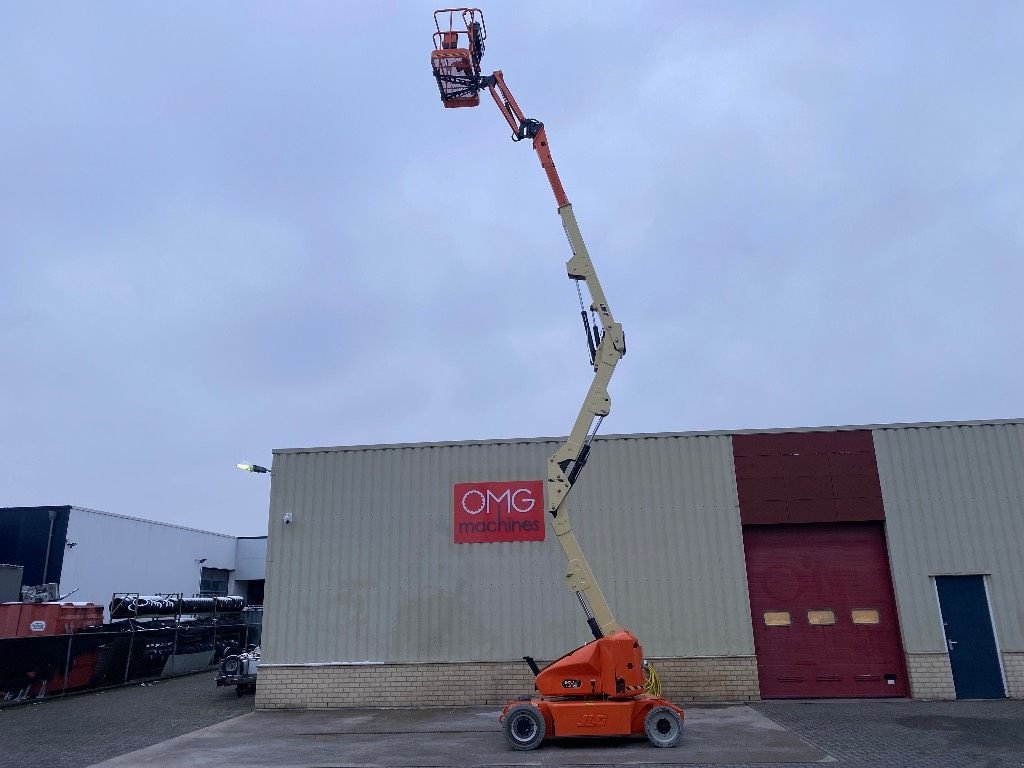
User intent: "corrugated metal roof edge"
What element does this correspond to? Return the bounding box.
[273,418,1024,455]
[68,506,238,539]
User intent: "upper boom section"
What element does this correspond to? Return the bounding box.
[431,10,568,209]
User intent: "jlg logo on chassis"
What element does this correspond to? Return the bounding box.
[576,714,609,727]
[453,481,545,544]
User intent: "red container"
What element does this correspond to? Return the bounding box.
[0,603,24,639]
[51,650,100,692]
[17,603,64,637]
[55,603,103,634]
[0,602,102,638]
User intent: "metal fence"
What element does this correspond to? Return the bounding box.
[0,617,262,704]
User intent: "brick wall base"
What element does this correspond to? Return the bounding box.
[1002,652,1024,699]
[905,651,1024,699]
[255,655,760,710]
[648,656,760,702]
[905,652,955,699]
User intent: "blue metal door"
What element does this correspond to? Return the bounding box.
[935,575,1004,699]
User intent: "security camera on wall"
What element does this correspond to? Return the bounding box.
[282,512,293,525]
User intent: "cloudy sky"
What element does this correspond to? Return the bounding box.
[2,2,1020,535]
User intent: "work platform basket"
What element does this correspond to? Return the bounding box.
[431,8,487,108]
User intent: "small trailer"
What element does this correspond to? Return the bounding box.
[216,646,259,696]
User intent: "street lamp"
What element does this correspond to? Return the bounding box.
[236,463,271,474]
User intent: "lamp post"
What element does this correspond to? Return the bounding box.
[42,509,57,584]
[236,463,271,475]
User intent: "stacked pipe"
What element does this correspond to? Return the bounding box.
[110,595,245,619]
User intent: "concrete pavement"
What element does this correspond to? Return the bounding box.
[88,703,830,767]
[4,672,1023,767]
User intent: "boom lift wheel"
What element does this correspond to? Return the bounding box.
[644,705,683,748]
[502,704,545,751]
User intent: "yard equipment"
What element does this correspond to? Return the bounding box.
[430,8,684,750]
[216,645,260,696]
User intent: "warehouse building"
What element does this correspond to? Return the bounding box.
[256,419,1024,708]
[0,506,267,617]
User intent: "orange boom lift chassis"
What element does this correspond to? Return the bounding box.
[430,9,685,750]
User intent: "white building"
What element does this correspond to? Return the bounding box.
[0,505,266,619]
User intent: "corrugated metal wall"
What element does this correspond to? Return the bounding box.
[873,423,1024,653]
[262,434,754,665]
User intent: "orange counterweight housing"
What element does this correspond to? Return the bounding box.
[535,630,646,698]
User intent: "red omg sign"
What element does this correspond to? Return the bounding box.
[453,481,545,544]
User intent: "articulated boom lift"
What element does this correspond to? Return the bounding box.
[431,9,685,750]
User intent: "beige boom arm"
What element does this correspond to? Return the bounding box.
[546,203,626,639]
[486,71,627,639]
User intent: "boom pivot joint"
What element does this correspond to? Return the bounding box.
[512,117,543,142]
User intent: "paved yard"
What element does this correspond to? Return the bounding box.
[0,673,252,768]
[2,674,1023,768]
[89,703,825,767]
[753,699,1024,768]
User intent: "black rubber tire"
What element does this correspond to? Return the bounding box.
[502,704,545,751]
[644,705,683,748]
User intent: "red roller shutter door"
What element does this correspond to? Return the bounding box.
[744,522,908,698]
